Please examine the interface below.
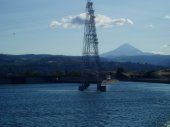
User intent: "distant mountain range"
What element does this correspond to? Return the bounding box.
[101,43,170,66]
[0,43,169,76]
[101,43,153,57]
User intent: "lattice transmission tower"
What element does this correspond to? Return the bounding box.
[79,0,105,91]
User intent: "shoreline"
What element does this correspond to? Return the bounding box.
[119,79,170,84]
[0,76,169,85]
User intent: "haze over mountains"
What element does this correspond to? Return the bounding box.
[101,43,170,66]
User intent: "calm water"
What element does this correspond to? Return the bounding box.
[0,82,170,127]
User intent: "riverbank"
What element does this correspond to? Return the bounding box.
[120,78,170,84]
[0,76,169,85]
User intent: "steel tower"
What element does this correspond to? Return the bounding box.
[79,0,105,91]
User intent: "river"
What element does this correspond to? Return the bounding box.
[0,82,170,127]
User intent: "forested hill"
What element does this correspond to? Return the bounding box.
[0,54,164,76]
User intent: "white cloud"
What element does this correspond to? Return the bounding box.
[161,44,170,49]
[50,21,61,29]
[150,51,165,55]
[50,13,134,29]
[156,44,170,55]
[149,44,170,55]
[165,15,170,20]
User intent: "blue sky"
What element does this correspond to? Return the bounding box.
[0,0,170,55]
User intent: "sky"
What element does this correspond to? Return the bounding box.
[0,0,170,55]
